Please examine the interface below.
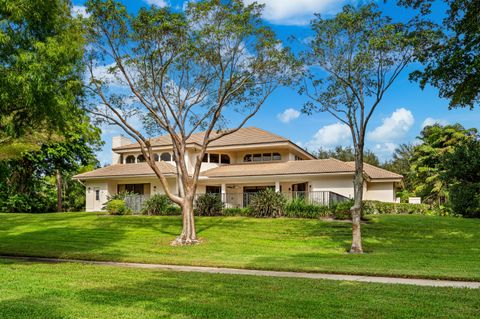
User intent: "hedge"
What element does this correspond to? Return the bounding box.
[363,200,431,215]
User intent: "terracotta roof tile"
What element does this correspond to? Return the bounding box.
[345,162,403,180]
[201,159,355,178]
[113,127,289,150]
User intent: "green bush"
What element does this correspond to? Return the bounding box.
[284,198,330,219]
[448,183,480,218]
[331,200,354,220]
[222,207,250,216]
[106,199,129,215]
[102,191,133,210]
[248,189,286,218]
[195,193,224,216]
[363,200,430,215]
[141,194,175,216]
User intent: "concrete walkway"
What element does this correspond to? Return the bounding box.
[2,255,479,289]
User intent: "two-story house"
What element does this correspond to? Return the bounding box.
[74,127,402,211]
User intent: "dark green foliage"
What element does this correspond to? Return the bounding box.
[331,201,354,220]
[141,194,180,216]
[0,0,85,156]
[363,200,431,215]
[399,0,480,109]
[442,139,480,217]
[316,146,380,166]
[106,199,129,215]
[382,144,415,192]
[284,198,330,219]
[410,124,478,204]
[248,189,286,218]
[195,193,224,216]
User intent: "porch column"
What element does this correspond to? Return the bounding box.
[221,183,227,204]
[275,181,280,193]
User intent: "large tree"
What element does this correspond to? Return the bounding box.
[383,143,415,191]
[316,146,380,166]
[0,0,85,157]
[302,4,427,253]
[84,0,296,245]
[398,0,479,108]
[410,123,477,205]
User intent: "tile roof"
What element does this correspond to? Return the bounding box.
[73,159,402,181]
[201,159,355,178]
[345,162,403,180]
[73,162,176,179]
[113,127,289,150]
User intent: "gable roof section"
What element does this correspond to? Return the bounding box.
[201,159,355,178]
[114,127,291,150]
[345,162,403,180]
[73,162,176,180]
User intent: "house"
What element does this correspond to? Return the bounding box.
[74,127,403,212]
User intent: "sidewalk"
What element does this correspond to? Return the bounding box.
[2,255,479,289]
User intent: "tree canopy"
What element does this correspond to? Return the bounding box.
[84,0,296,244]
[315,146,380,166]
[399,0,479,108]
[0,0,85,157]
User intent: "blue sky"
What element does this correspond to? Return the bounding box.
[72,0,480,164]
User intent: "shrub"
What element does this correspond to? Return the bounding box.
[195,193,224,216]
[284,198,330,219]
[102,191,133,210]
[222,207,250,216]
[248,189,286,217]
[106,199,129,215]
[363,200,430,215]
[448,183,480,218]
[331,200,354,220]
[141,194,174,215]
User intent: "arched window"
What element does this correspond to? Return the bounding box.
[221,154,230,164]
[153,154,159,161]
[160,152,171,161]
[137,155,145,163]
[125,155,135,164]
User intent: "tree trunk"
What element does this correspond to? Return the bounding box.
[171,195,199,245]
[56,169,63,212]
[350,149,364,253]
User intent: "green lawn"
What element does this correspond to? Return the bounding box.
[0,259,478,319]
[0,213,479,280]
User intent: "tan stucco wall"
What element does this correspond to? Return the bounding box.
[364,182,395,202]
[309,176,354,199]
[85,182,109,212]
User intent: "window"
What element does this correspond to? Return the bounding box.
[95,189,100,201]
[202,153,209,163]
[125,155,135,164]
[243,152,282,162]
[137,155,145,163]
[221,154,230,164]
[209,153,219,163]
[262,153,272,161]
[206,186,221,194]
[124,184,145,195]
[160,152,171,161]
[154,154,159,161]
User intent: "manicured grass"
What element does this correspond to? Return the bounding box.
[0,213,479,280]
[0,259,478,319]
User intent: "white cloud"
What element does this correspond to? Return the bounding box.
[368,108,414,142]
[144,0,168,7]
[374,143,397,159]
[277,108,300,123]
[71,5,90,17]
[304,123,351,150]
[422,117,448,128]
[243,0,351,25]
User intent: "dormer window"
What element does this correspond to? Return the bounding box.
[243,152,281,162]
[160,152,171,162]
[125,155,135,164]
[202,153,230,164]
[137,155,145,163]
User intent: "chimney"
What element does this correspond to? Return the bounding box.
[112,135,133,164]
